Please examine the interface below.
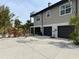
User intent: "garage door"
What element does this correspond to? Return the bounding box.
[35,27,42,35]
[31,28,34,35]
[58,25,74,38]
[44,27,52,36]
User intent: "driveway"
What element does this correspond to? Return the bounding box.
[0,36,79,59]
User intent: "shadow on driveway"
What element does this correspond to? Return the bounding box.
[16,36,79,49]
[31,36,51,40]
[48,41,79,49]
[16,40,28,43]
[16,40,38,44]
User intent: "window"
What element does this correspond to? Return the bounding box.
[59,2,72,16]
[36,16,40,21]
[47,11,51,17]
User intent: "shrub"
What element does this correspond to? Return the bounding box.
[70,32,79,45]
[69,16,79,45]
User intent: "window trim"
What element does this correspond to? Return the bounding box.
[36,15,40,21]
[46,10,51,18]
[59,1,72,16]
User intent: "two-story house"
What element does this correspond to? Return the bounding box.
[30,0,78,38]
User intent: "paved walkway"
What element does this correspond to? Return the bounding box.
[0,36,79,59]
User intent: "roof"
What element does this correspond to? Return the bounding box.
[30,0,68,17]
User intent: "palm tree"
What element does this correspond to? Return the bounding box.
[0,5,14,37]
[14,17,21,29]
[25,20,33,29]
[23,20,33,36]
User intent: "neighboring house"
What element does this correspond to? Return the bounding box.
[30,0,78,38]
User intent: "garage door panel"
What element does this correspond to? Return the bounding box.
[35,27,42,35]
[44,27,52,36]
[58,26,74,38]
[31,28,34,34]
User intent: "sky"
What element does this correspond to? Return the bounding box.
[0,0,60,24]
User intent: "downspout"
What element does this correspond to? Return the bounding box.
[74,0,78,35]
[29,16,31,36]
[41,13,44,36]
[75,0,79,35]
[33,17,35,36]
[75,0,78,16]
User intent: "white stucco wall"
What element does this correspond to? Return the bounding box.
[52,22,69,38]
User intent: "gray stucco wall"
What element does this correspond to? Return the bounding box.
[34,0,77,26]
[34,14,42,26]
[43,0,77,25]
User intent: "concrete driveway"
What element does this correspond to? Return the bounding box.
[0,36,79,59]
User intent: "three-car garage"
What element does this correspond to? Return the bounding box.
[31,25,74,38]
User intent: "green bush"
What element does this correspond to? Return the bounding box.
[70,32,79,45]
[69,16,79,45]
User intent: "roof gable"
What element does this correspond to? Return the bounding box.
[30,0,68,17]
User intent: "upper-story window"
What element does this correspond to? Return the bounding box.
[47,11,51,17]
[59,2,72,16]
[36,16,40,21]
